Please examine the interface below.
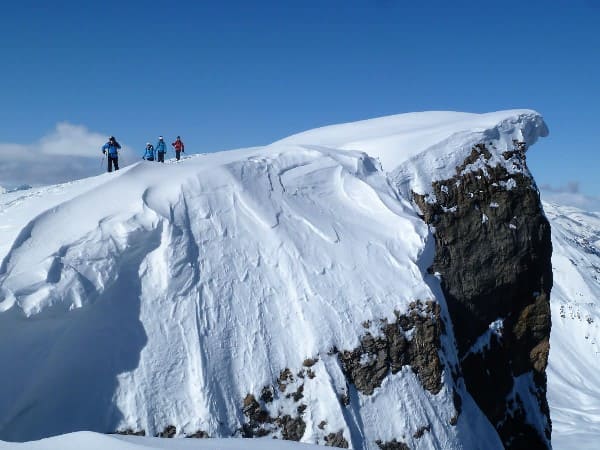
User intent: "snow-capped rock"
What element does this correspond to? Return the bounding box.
[0,110,554,449]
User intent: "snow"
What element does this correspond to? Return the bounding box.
[442,205,457,213]
[0,432,320,449]
[0,148,495,447]
[275,109,548,196]
[464,319,503,358]
[499,179,517,190]
[544,202,600,449]
[0,110,552,448]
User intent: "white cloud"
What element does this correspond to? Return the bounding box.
[37,122,109,157]
[0,123,134,188]
[540,182,600,213]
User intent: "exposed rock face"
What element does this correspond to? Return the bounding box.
[414,142,553,449]
[376,438,411,450]
[156,425,176,438]
[241,379,307,440]
[325,431,349,448]
[338,300,444,396]
[114,429,145,436]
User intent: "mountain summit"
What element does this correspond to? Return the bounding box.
[0,111,552,449]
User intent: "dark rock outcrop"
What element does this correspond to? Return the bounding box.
[114,429,145,436]
[414,142,552,449]
[156,425,176,438]
[186,430,209,438]
[325,430,349,448]
[376,438,411,450]
[240,376,307,441]
[338,300,444,396]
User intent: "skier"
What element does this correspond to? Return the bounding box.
[142,142,155,161]
[101,136,121,172]
[156,136,167,163]
[171,136,185,161]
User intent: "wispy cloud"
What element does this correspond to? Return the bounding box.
[0,123,134,188]
[540,182,600,212]
[540,181,583,194]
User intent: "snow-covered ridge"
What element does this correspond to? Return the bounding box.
[275,110,548,195]
[0,110,550,447]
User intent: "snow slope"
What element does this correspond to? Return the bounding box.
[0,431,319,450]
[0,148,497,448]
[544,202,600,450]
[0,110,550,448]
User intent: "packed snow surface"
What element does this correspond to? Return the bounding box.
[0,110,551,448]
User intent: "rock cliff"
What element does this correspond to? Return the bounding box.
[413,141,552,449]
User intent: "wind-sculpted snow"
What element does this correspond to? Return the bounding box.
[544,203,600,449]
[0,145,501,447]
[276,109,548,197]
[0,110,551,448]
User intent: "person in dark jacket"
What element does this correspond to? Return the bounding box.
[171,136,185,161]
[156,136,167,163]
[102,136,121,172]
[142,142,155,161]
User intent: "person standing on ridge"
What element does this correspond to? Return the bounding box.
[102,136,121,172]
[156,136,167,163]
[142,142,155,161]
[171,136,185,161]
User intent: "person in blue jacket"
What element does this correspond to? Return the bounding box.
[156,136,167,163]
[102,136,121,172]
[142,142,155,161]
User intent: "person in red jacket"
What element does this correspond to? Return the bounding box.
[171,136,185,161]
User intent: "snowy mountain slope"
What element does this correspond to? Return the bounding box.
[544,202,600,449]
[0,110,552,448]
[0,145,499,448]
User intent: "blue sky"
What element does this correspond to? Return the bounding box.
[1,0,599,205]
